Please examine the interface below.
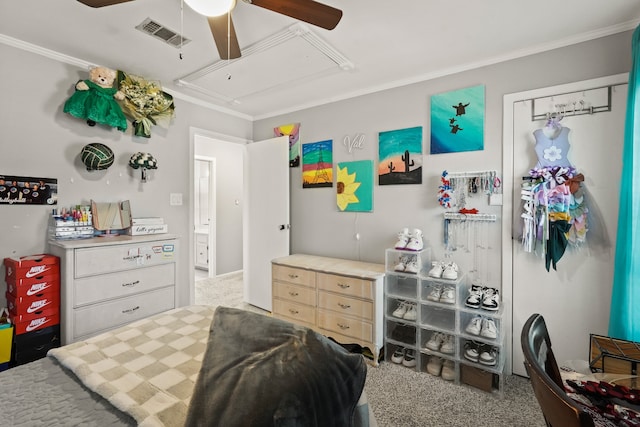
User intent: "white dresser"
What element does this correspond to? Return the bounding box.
[48,234,179,345]
[271,254,385,363]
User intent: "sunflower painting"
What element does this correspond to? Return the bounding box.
[336,160,373,212]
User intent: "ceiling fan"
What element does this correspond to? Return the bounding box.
[77,0,343,60]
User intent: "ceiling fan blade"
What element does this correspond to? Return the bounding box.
[248,0,342,30]
[208,14,241,60]
[76,0,134,7]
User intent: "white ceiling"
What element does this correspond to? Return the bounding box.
[1,0,639,120]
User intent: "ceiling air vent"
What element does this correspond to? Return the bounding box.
[135,17,191,48]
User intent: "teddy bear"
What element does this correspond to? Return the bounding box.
[63,65,128,131]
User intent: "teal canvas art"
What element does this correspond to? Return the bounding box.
[430,85,485,154]
[336,160,373,212]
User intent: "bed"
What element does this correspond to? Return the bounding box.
[0,305,375,426]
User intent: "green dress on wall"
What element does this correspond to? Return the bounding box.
[63,80,127,131]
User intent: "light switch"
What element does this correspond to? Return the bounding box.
[170,193,183,206]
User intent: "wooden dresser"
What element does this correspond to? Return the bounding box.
[48,234,179,345]
[271,254,385,363]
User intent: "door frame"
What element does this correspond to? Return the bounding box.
[188,127,250,305]
[501,73,628,375]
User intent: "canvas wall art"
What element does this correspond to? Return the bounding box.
[302,140,333,188]
[430,85,485,154]
[274,123,301,167]
[336,160,373,212]
[378,126,423,185]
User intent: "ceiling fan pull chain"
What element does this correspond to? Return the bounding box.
[179,0,184,60]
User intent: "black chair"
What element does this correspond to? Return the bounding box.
[521,313,596,427]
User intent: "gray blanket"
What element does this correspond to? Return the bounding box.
[185,307,368,427]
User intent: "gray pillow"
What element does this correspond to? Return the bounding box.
[185,306,367,427]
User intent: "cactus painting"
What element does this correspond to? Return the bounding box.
[378,126,423,185]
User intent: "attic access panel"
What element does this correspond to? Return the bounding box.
[177,23,353,105]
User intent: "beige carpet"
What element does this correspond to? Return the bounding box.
[194,273,545,426]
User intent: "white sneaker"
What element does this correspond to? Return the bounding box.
[439,286,455,304]
[426,356,443,376]
[403,303,417,321]
[392,301,408,318]
[441,359,455,381]
[426,285,442,302]
[405,228,424,251]
[441,262,459,280]
[481,287,500,311]
[440,334,455,354]
[479,345,498,366]
[391,347,405,364]
[428,261,445,278]
[394,255,407,272]
[403,255,419,274]
[465,285,483,309]
[394,228,409,249]
[480,317,498,339]
[465,315,482,335]
[402,349,417,368]
[424,331,445,351]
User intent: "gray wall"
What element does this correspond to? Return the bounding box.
[253,31,632,268]
[0,43,253,306]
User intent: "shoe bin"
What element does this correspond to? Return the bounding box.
[420,305,455,332]
[385,275,418,300]
[420,329,458,358]
[420,273,466,307]
[458,310,503,345]
[384,248,431,276]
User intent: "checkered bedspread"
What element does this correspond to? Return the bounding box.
[48,305,216,427]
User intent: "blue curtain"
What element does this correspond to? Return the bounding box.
[609,25,640,341]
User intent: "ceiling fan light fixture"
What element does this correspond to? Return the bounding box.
[184,0,235,17]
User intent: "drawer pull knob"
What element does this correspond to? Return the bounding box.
[338,302,351,309]
[288,308,299,315]
[122,280,140,287]
[122,306,140,314]
[288,291,299,297]
[337,323,350,330]
[337,283,350,289]
[288,274,299,279]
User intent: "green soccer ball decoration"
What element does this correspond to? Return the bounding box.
[80,143,115,171]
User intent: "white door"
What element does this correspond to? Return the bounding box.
[505,76,627,376]
[244,136,290,311]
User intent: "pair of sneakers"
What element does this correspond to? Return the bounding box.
[395,228,424,251]
[391,347,416,368]
[426,285,455,304]
[463,341,499,366]
[428,261,459,280]
[464,315,498,339]
[423,331,455,354]
[464,285,500,311]
[392,301,417,321]
[426,356,455,381]
[394,254,419,274]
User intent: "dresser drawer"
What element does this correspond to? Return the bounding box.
[273,282,316,306]
[273,299,315,327]
[317,310,372,342]
[74,263,175,307]
[317,273,373,300]
[74,241,176,278]
[272,264,316,288]
[317,291,373,321]
[73,286,175,339]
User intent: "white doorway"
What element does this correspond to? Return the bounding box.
[194,156,216,278]
[502,74,628,376]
